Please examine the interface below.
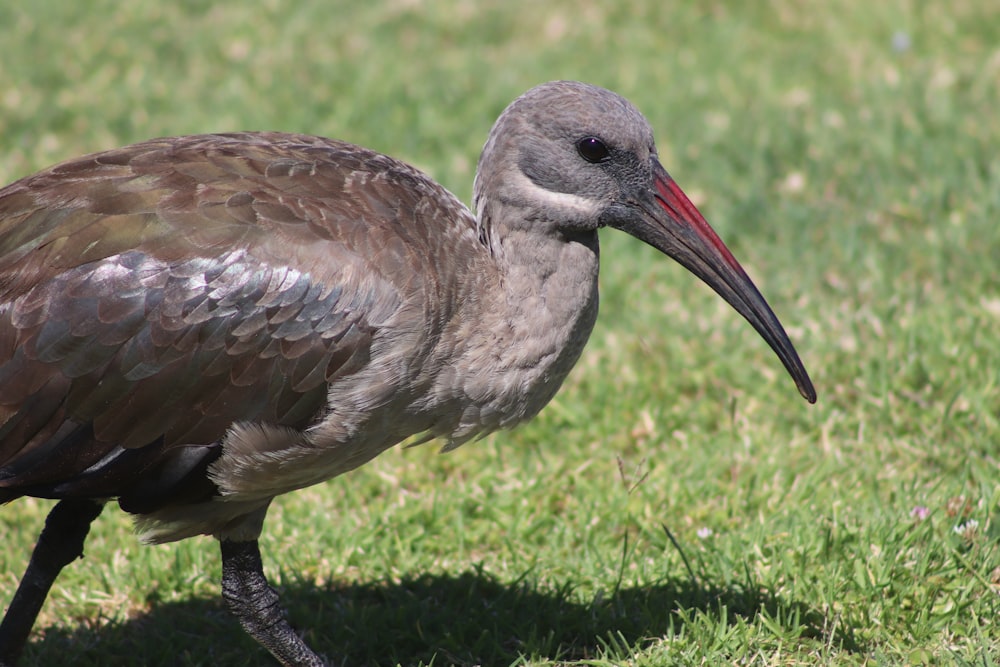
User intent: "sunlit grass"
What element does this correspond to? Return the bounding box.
[1,1,998,665]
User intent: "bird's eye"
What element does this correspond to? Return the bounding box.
[576,137,610,163]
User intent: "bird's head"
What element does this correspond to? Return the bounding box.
[474,80,816,403]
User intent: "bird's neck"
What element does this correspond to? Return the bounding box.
[494,223,601,384]
[437,208,600,445]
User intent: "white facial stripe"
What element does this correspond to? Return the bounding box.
[532,187,602,216]
[510,169,601,217]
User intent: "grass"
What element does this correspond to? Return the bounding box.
[1,0,998,665]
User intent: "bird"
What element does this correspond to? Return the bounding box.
[0,80,816,666]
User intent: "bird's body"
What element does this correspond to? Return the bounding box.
[0,82,814,666]
[0,131,597,543]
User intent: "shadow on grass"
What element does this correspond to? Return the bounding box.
[19,568,864,666]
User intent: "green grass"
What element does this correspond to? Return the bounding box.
[1,1,998,665]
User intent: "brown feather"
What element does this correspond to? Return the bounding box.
[0,131,478,519]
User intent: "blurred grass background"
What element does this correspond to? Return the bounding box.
[0,1,997,665]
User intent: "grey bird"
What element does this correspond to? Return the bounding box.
[0,81,815,665]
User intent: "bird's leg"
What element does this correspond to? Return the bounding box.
[219,539,325,667]
[0,498,105,666]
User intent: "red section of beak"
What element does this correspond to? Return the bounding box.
[653,171,744,277]
[616,160,816,403]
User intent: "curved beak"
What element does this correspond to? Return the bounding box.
[612,159,816,403]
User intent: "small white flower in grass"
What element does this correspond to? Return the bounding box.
[953,519,978,533]
[954,519,980,542]
[696,527,713,539]
[892,31,911,53]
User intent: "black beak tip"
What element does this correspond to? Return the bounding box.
[792,366,817,404]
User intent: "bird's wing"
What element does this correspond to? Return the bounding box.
[0,133,471,507]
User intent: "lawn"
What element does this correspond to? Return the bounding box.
[0,1,997,665]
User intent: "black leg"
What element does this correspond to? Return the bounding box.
[219,539,325,667]
[0,498,104,666]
